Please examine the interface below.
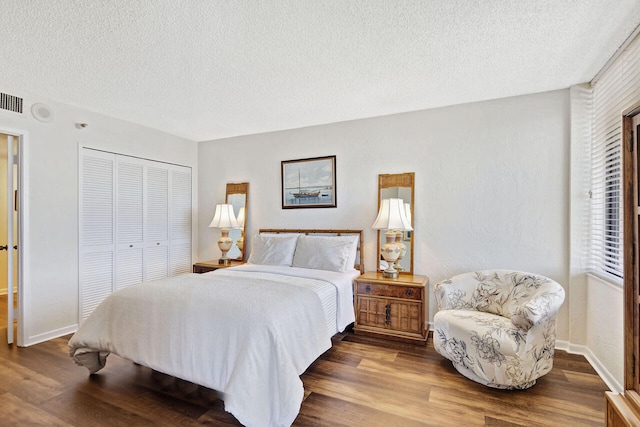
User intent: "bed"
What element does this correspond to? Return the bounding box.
[68,229,363,427]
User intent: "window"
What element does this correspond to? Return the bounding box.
[603,130,622,278]
[588,35,640,282]
[590,100,624,281]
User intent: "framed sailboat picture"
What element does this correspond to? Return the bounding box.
[281,155,336,209]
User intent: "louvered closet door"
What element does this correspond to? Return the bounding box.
[115,157,144,289]
[144,165,169,281]
[80,149,192,323]
[170,166,192,276]
[79,150,115,321]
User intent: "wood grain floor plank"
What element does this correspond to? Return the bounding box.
[0,358,66,405]
[40,388,167,427]
[0,392,73,427]
[428,383,604,426]
[302,369,434,423]
[297,392,430,427]
[0,323,609,426]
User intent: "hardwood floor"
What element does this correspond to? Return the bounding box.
[0,294,17,329]
[0,324,607,426]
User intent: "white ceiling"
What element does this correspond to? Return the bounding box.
[2,1,640,142]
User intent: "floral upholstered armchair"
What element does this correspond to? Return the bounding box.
[433,270,565,389]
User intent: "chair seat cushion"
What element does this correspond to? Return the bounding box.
[434,309,539,389]
[434,310,526,359]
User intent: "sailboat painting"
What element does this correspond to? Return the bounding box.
[281,155,336,208]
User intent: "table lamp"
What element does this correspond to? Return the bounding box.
[372,198,413,278]
[209,203,240,265]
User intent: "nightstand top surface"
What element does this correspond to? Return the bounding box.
[357,271,428,286]
[194,260,244,268]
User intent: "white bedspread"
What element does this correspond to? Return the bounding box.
[68,266,358,427]
[226,264,358,332]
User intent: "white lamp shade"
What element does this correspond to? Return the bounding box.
[236,206,246,227]
[372,198,413,231]
[404,202,412,225]
[209,204,240,229]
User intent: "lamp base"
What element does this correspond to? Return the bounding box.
[383,270,399,279]
[217,227,233,266]
[380,230,400,279]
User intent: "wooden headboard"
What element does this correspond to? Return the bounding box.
[258,229,364,274]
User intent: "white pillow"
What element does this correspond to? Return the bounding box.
[247,233,299,266]
[292,234,359,273]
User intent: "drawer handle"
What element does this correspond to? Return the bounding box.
[406,289,414,297]
[385,304,391,325]
[365,285,371,293]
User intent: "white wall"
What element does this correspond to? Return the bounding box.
[585,274,623,391]
[0,90,198,345]
[198,89,571,341]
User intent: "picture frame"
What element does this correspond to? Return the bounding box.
[281,155,336,209]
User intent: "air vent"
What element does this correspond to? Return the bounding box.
[0,93,23,114]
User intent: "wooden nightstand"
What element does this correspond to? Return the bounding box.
[353,272,429,345]
[192,260,244,274]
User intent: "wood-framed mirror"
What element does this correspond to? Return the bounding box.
[225,182,249,262]
[377,172,415,275]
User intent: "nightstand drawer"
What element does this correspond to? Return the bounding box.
[356,297,422,334]
[356,282,422,300]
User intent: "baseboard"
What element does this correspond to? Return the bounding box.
[555,339,623,393]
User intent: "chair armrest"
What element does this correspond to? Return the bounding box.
[510,288,565,331]
[434,273,480,310]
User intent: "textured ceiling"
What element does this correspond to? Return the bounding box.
[1,1,640,141]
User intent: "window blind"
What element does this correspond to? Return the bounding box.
[590,32,640,282]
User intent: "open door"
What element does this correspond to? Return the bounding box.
[6,135,14,344]
[0,134,19,345]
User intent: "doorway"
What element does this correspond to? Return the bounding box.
[0,133,19,345]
